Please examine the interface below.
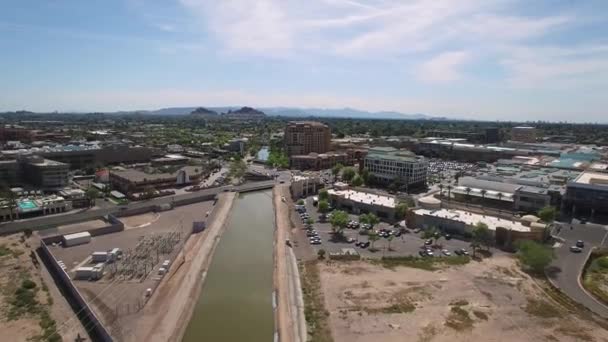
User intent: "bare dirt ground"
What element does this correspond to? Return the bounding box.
[120,212,160,229]
[0,233,86,342]
[128,192,237,342]
[319,256,608,342]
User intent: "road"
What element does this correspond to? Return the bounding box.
[549,221,608,318]
[0,180,275,235]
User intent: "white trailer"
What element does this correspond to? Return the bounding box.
[63,231,91,247]
[91,252,108,263]
[74,267,94,280]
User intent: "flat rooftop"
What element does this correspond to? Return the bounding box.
[414,208,531,232]
[574,171,608,187]
[328,189,396,208]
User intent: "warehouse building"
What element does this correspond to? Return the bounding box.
[408,208,544,247]
[327,188,397,221]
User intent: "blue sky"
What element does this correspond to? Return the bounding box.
[1,0,608,122]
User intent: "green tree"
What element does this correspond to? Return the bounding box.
[351,174,364,187]
[472,222,492,251]
[421,226,438,242]
[0,186,18,221]
[332,163,344,178]
[387,235,394,251]
[329,210,350,235]
[297,199,305,205]
[360,168,370,184]
[359,213,380,230]
[85,188,99,207]
[318,189,329,201]
[470,241,481,258]
[317,249,326,259]
[306,217,315,226]
[318,200,330,220]
[395,202,409,220]
[538,206,557,224]
[516,240,554,274]
[368,231,380,251]
[341,167,356,183]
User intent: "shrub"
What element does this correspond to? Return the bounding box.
[22,279,37,290]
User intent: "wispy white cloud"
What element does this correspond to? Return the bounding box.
[416,51,471,84]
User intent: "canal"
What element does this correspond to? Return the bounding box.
[182,190,275,341]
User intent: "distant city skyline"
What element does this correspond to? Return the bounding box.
[1,0,608,122]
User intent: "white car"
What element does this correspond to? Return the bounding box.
[441,249,451,256]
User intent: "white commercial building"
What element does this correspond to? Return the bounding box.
[327,188,398,221]
[364,147,428,189]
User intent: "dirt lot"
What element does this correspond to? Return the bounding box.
[318,256,608,342]
[0,233,86,342]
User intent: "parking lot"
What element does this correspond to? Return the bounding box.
[296,196,473,258]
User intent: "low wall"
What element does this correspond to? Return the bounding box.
[38,241,113,342]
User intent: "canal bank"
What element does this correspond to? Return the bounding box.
[274,185,307,342]
[182,190,276,341]
[129,192,237,342]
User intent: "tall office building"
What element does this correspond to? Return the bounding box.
[284,121,331,156]
[364,147,428,188]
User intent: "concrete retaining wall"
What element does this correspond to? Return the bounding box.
[38,241,114,342]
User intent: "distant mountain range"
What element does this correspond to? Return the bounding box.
[145,106,437,120]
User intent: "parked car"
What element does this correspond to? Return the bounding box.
[441,249,451,256]
[444,234,452,240]
[570,246,583,253]
[393,230,402,237]
[576,240,585,248]
[424,239,433,246]
[418,250,427,257]
[346,237,356,243]
[359,241,370,248]
[454,248,469,256]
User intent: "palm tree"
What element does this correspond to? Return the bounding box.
[447,185,453,204]
[438,184,444,198]
[480,189,487,204]
[497,193,504,213]
[368,232,380,251]
[465,187,472,206]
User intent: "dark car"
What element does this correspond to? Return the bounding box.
[360,241,370,248]
[394,231,402,237]
[570,246,583,253]
[444,234,452,240]
[424,239,433,246]
[576,240,585,248]
[418,250,427,257]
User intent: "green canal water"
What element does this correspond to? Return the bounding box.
[182,190,275,342]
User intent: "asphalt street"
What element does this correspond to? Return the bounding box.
[550,221,608,318]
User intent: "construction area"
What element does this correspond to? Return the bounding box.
[315,256,608,342]
[42,200,215,341]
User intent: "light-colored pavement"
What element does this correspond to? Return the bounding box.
[549,222,608,318]
[274,185,306,342]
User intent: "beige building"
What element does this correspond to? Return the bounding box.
[511,126,537,143]
[290,175,322,198]
[284,121,331,156]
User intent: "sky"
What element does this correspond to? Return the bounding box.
[1,0,608,122]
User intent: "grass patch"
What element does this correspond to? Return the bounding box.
[0,244,12,257]
[582,251,608,305]
[378,255,470,271]
[445,305,474,331]
[449,299,469,306]
[300,261,333,342]
[473,310,489,320]
[524,298,561,318]
[366,301,416,314]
